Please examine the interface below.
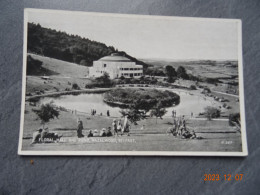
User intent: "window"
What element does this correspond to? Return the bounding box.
[124,73,128,76]
[103,64,106,68]
[124,68,129,71]
[130,68,133,70]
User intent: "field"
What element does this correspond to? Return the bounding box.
[143,59,238,79]
[22,103,242,152]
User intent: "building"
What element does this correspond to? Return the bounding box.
[89,53,143,79]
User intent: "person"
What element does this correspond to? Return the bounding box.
[112,119,118,136]
[106,127,113,137]
[117,120,122,135]
[124,122,130,136]
[190,130,197,139]
[77,118,84,138]
[31,129,42,144]
[177,118,182,136]
[172,118,177,136]
[121,116,130,136]
[87,130,93,137]
[182,115,186,126]
[107,110,110,117]
[40,127,49,142]
[93,129,99,137]
[100,128,106,137]
[191,112,193,118]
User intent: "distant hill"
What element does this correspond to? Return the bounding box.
[141,59,238,68]
[27,23,149,70]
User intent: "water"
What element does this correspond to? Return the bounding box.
[39,89,220,118]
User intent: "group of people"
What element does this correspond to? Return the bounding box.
[172,110,177,118]
[90,109,110,117]
[87,127,113,137]
[170,115,197,139]
[112,117,130,136]
[31,127,62,144]
[91,109,97,116]
[76,116,130,138]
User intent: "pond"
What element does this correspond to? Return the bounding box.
[39,88,220,118]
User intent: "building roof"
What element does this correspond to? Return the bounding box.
[98,53,132,62]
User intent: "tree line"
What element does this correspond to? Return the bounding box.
[27,23,149,69]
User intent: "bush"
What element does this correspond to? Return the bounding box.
[229,113,240,126]
[190,85,197,90]
[85,84,94,89]
[72,83,80,90]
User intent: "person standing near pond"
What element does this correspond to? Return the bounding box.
[77,118,84,138]
[107,110,110,117]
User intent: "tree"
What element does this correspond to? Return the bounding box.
[95,72,114,87]
[177,66,189,79]
[33,103,59,128]
[204,106,220,120]
[229,113,241,133]
[165,65,177,78]
[120,102,147,125]
[150,101,167,124]
[72,83,80,90]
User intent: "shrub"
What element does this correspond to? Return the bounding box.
[229,113,240,126]
[72,83,80,90]
[190,85,197,90]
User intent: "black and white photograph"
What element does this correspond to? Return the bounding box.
[18,8,247,156]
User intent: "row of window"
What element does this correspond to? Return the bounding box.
[96,71,106,73]
[120,68,142,71]
[122,73,143,76]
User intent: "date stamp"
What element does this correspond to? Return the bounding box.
[204,174,243,181]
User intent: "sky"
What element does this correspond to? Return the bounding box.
[26,9,240,60]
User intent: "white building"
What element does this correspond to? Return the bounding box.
[89,53,143,79]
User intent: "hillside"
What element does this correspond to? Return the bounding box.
[27,23,149,70]
[27,53,89,77]
[142,59,238,79]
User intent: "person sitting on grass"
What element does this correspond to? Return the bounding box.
[87,130,93,137]
[106,127,113,137]
[31,128,42,144]
[100,128,107,137]
[32,128,62,144]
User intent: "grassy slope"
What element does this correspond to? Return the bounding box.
[26,54,92,94]
[28,53,89,77]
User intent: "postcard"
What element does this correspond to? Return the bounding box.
[18,8,248,156]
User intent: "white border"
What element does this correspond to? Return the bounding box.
[18,8,248,156]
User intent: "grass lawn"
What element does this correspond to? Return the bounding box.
[22,103,242,152]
